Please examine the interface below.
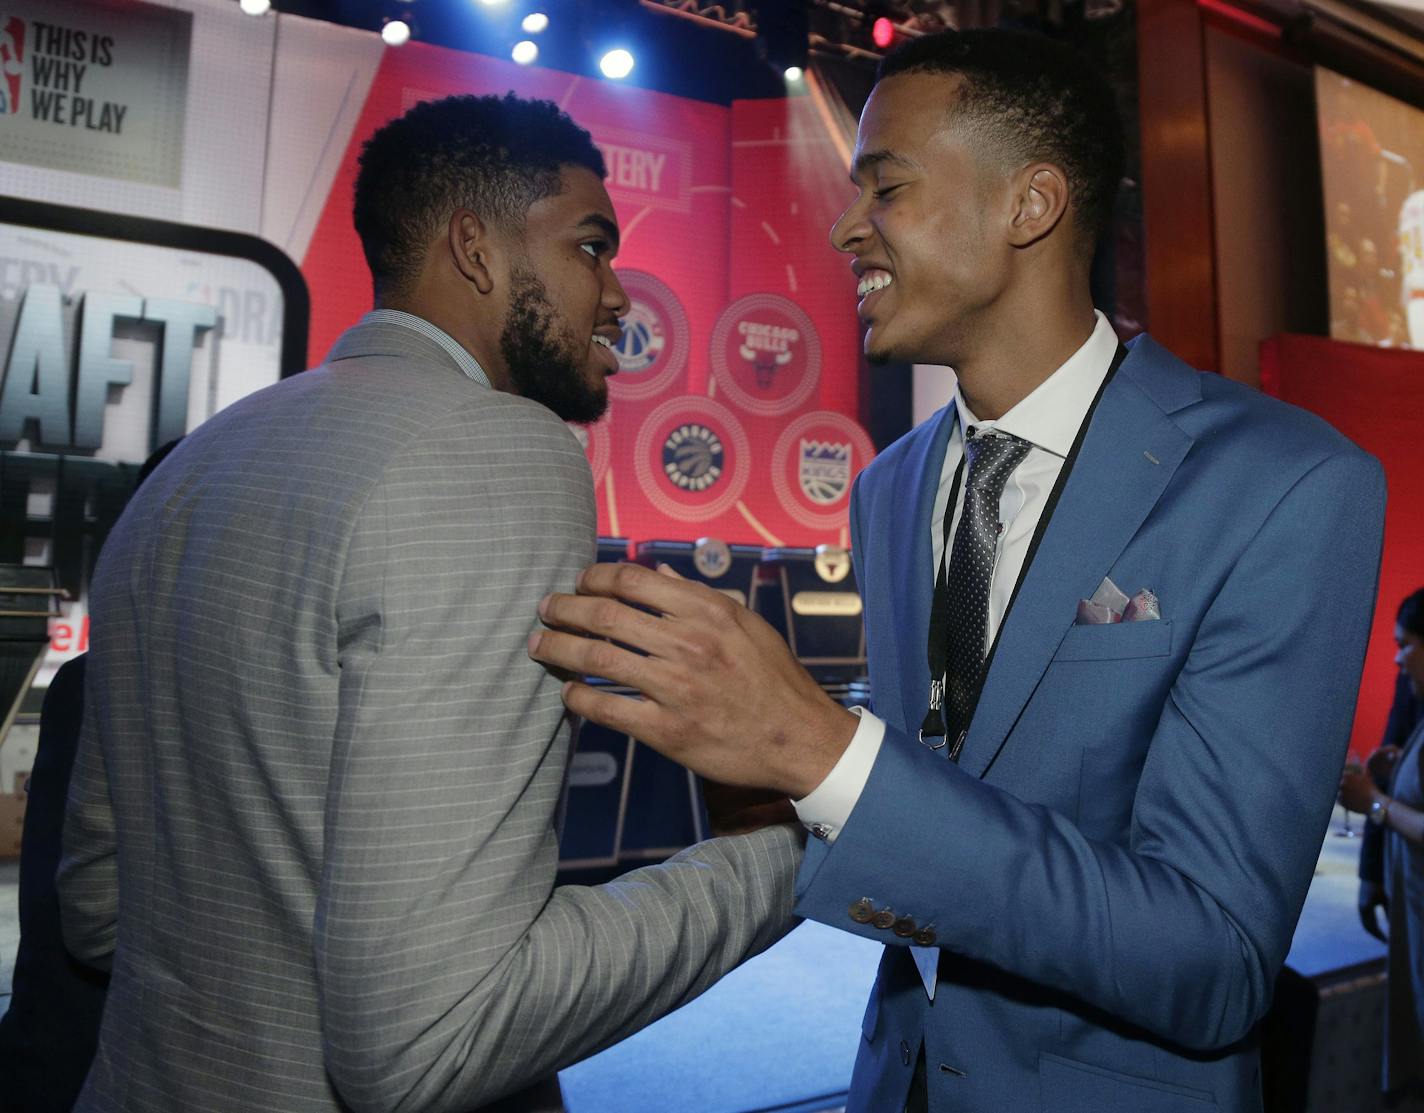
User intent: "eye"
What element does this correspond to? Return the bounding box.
[580,240,610,260]
[873,183,903,201]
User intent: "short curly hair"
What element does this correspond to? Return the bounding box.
[878,29,1123,255]
[353,93,606,296]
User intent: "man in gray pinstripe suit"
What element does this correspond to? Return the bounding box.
[56,94,802,1113]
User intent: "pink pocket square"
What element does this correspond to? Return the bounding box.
[1076,578,1161,624]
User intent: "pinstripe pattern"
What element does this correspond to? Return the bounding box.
[58,320,803,1113]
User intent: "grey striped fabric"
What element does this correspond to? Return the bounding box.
[58,320,803,1113]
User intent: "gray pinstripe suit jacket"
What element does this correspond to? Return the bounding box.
[57,319,803,1112]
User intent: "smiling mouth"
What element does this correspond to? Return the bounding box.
[856,270,894,298]
[591,333,619,373]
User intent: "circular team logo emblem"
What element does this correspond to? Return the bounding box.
[710,294,821,417]
[771,411,876,531]
[692,537,733,580]
[569,415,611,490]
[634,397,751,522]
[609,269,690,402]
[813,544,852,584]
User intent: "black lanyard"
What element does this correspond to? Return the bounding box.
[920,342,1130,760]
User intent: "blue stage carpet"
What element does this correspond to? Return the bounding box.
[560,804,1384,1112]
[559,919,880,1112]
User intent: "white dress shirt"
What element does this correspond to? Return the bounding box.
[793,312,1121,842]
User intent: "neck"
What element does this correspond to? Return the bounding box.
[952,278,1097,421]
[376,290,509,391]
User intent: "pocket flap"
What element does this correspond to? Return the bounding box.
[1039,1053,1217,1112]
[1055,619,1173,662]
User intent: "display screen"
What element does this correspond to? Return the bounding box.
[1317,67,1424,349]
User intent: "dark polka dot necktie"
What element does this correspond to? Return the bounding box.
[941,429,1031,746]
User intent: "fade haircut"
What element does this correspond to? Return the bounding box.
[353,92,606,296]
[878,29,1124,255]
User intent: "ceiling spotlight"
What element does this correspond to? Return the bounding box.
[754,0,809,84]
[382,18,412,45]
[599,48,634,79]
[238,0,270,13]
[477,0,511,6]
[521,12,549,32]
[512,39,538,64]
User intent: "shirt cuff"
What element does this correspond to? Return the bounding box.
[792,707,886,844]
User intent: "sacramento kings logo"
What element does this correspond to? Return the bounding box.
[662,423,723,492]
[799,440,852,505]
[608,270,689,401]
[772,412,876,531]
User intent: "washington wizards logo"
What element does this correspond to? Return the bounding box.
[799,440,851,505]
[0,16,25,116]
[662,423,724,492]
[613,298,666,374]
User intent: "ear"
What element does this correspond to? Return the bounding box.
[447,209,498,295]
[1007,163,1069,248]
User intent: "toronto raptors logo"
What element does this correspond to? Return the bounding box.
[710,294,821,417]
[608,269,689,402]
[634,397,751,522]
[772,412,875,531]
[0,17,25,116]
[662,423,723,492]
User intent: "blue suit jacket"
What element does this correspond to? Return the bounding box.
[794,335,1386,1113]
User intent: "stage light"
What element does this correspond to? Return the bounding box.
[599,48,634,79]
[512,39,538,64]
[382,18,412,45]
[871,16,895,49]
[477,0,511,6]
[754,0,809,84]
[238,0,271,14]
[521,12,549,32]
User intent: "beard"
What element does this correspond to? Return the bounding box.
[499,267,608,425]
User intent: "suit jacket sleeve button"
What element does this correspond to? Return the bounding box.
[871,909,897,930]
[900,1039,912,1066]
[913,927,938,947]
[893,916,917,938]
[849,898,875,924]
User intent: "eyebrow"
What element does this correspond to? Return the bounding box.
[850,149,919,184]
[577,213,621,252]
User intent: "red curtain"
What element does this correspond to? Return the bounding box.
[1261,334,1424,757]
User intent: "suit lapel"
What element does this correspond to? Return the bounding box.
[888,402,958,735]
[958,348,1195,779]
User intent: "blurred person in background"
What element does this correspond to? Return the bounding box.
[1342,586,1424,1101]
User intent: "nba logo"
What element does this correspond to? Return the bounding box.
[0,16,24,117]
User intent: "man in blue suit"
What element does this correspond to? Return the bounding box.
[530,28,1385,1112]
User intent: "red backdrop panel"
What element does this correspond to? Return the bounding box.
[298,40,873,547]
[1261,334,1424,758]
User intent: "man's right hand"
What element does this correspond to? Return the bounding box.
[1358,880,1388,942]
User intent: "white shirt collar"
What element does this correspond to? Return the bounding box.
[954,310,1119,458]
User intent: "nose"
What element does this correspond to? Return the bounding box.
[831,194,870,255]
[604,265,631,318]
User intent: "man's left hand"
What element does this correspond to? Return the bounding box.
[529,562,857,799]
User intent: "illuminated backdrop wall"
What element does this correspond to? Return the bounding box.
[0,0,875,682]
